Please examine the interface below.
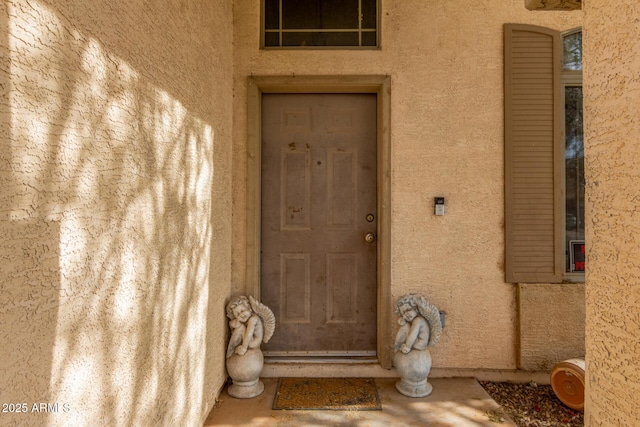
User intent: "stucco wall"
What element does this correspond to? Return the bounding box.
[0,0,233,426]
[232,0,582,371]
[518,284,585,370]
[583,1,640,425]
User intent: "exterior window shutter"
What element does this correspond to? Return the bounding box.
[504,24,563,283]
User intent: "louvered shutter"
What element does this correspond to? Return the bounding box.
[504,24,563,283]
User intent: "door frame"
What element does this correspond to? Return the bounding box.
[245,75,392,368]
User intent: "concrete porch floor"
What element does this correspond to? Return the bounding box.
[204,378,516,427]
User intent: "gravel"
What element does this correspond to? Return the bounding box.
[480,381,583,427]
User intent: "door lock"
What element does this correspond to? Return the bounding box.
[365,232,376,243]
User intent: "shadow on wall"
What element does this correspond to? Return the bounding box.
[0,0,230,425]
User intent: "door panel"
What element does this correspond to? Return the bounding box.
[261,93,377,356]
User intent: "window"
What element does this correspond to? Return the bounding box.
[562,29,584,273]
[563,30,582,71]
[504,24,584,283]
[262,0,378,48]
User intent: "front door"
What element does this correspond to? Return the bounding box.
[261,93,377,357]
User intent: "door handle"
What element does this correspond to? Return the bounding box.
[365,232,376,243]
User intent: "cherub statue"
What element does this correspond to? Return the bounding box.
[393,294,442,397]
[395,294,441,353]
[225,295,275,398]
[226,295,275,358]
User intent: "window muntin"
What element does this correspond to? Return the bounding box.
[263,0,378,48]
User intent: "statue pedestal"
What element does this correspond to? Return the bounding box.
[394,349,433,398]
[226,349,265,398]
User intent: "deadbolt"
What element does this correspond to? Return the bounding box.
[365,232,376,243]
[366,214,375,222]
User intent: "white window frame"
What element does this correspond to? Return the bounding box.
[561,27,584,282]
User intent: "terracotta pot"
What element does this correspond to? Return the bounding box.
[550,358,585,411]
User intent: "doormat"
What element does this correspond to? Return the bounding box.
[272,378,381,410]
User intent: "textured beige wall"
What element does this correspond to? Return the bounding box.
[583,1,640,425]
[232,0,582,370]
[518,284,585,370]
[0,0,233,426]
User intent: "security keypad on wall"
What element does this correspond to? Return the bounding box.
[434,197,445,216]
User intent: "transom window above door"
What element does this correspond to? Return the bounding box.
[262,0,378,48]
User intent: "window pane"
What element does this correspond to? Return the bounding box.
[361,31,376,46]
[264,0,280,30]
[563,32,582,71]
[282,0,319,29]
[282,31,359,47]
[565,86,584,272]
[361,0,377,29]
[264,32,280,47]
[282,0,359,30]
[323,31,359,45]
[320,0,358,29]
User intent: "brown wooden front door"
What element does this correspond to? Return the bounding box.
[261,93,377,357]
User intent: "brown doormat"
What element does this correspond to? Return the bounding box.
[273,378,381,410]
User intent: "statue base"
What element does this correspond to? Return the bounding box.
[395,378,433,398]
[226,349,265,399]
[393,348,433,398]
[228,378,265,399]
